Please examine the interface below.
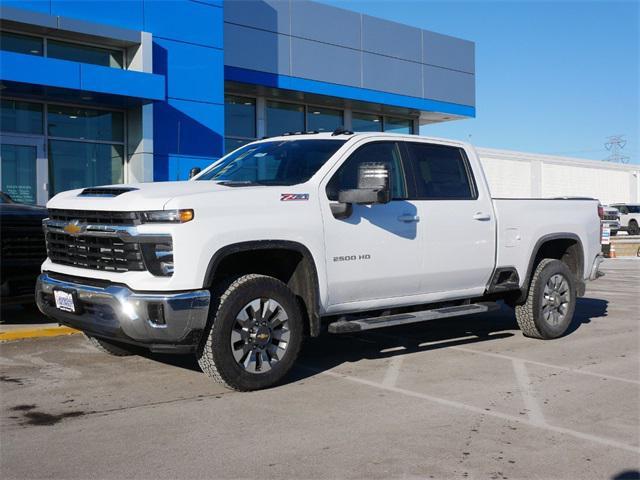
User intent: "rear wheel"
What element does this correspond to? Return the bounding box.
[198,274,303,391]
[515,259,576,339]
[84,334,136,356]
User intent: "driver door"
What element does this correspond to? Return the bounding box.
[321,141,424,310]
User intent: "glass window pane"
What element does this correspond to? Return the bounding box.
[326,142,406,200]
[266,101,304,137]
[0,31,43,56]
[307,107,343,132]
[385,117,413,134]
[48,140,124,196]
[48,105,124,142]
[1,99,43,134]
[1,144,38,205]
[225,95,256,139]
[352,113,382,132]
[407,143,474,199]
[47,39,123,68]
[225,137,252,154]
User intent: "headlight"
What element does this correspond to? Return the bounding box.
[141,242,174,276]
[141,209,194,223]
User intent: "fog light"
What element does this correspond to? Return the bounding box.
[147,303,166,326]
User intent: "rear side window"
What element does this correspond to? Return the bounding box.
[405,143,475,200]
[326,141,407,201]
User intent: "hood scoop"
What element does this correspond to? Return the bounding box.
[79,187,138,197]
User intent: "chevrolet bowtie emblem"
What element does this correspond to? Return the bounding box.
[63,220,84,235]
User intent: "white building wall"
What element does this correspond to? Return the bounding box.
[476,147,639,204]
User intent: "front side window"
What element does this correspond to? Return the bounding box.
[406,142,475,200]
[627,205,640,214]
[198,140,345,186]
[326,142,407,201]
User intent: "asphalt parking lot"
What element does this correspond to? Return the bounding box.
[1,259,639,480]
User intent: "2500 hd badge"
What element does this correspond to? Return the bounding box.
[333,254,371,262]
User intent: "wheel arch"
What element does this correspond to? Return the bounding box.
[203,241,322,337]
[516,233,585,303]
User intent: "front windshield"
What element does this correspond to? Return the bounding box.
[197,139,345,186]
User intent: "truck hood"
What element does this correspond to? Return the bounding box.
[46,181,271,211]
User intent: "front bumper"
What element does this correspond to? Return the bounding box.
[36,273,210,353]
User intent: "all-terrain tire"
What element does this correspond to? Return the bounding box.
[84,334,136,356]
[515,259,576,339]
[197,274,304,391]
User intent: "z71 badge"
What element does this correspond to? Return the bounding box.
[281,193,309,201]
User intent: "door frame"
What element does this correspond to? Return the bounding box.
[0,134,48,205]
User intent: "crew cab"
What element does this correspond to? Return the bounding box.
[36,132,604,391]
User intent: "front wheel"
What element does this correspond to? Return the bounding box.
[515,259,577,339]
[628,220,640,236]
[198,274,304,391]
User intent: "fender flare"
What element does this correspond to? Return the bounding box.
[517,232,585,303]
[203,240,322,336]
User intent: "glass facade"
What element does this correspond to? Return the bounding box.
[0,31,123,68]
[352,113,383,132]
[384,117,413,134]
[48,141,124,196]
[307,107,343,132]
[0,144,38,204]
[0,31,43,56]
[47,105,124,142]
[1,99,43,134]
[266,101,304,137]
[48,39,124,68]
[224,95,255,153]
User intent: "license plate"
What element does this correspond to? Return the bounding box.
[53,289,76,313]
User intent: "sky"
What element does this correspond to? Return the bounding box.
[321,0,639,164]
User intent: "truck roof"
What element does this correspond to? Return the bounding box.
[257,131,470,148]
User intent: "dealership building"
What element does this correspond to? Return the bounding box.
[0,0,637,206]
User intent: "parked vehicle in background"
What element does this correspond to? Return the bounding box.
[602,206,621,236]
[610,203,640,236]
[36,132,604,391]
[0,192,48,306]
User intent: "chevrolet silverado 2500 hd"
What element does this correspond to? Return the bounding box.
[36,132,604,391]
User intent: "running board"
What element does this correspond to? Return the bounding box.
[327,302,500,334]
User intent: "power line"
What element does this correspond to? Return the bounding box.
[604,134,630,163]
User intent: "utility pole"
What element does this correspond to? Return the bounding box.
[604,135,630,163]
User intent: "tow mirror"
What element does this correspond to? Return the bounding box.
[331,162,391,219]
[189,167,202,179]
[338,162,391,205]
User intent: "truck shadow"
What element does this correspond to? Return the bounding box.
[141,297,609,383]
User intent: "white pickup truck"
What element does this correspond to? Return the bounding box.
[36,132,604,391]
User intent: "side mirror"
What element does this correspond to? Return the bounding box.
[339,162,391,205]
[331,162,390,219]
[189,167,202,179]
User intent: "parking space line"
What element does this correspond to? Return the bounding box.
[306,366,640,454]
[452,346,640,385]
[382,355,404,387]
[370,331,640,385]
[512,359,546,426]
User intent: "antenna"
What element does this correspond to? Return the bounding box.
[604,135,630,163]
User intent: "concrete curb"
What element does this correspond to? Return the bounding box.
[0,326,80,342]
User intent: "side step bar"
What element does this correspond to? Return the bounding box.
[328,302,500,334]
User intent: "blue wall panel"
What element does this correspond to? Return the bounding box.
[0,52,81,89]
[153,38,223,104]
[166,155,217,181]
[1,1,51,14]
[144,0,222,48]
[153,99,224,160]
[50,0,144,31]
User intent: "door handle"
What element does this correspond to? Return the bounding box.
[473,212,491,221]
[398,214,420,223]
